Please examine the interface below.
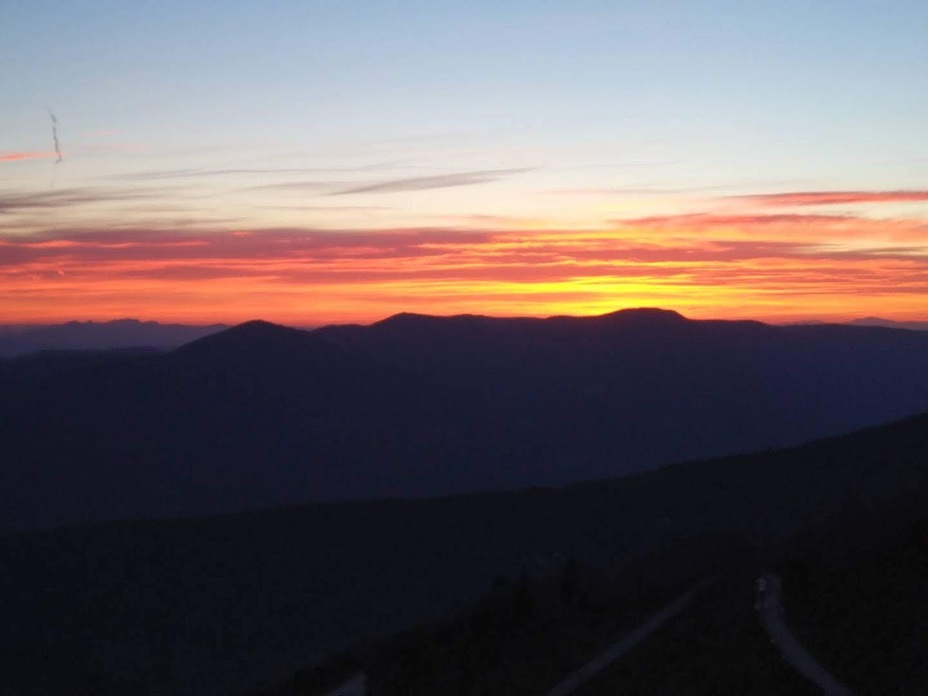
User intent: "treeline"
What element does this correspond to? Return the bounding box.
[781,487,928,694]
[257,533,744,696]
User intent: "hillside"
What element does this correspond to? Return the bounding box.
[0,412,925,695]
[3,309,928,531]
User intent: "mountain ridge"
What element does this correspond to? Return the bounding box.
[0,319,228,357]
[4,308,928,531]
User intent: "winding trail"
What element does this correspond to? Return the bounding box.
[756,573,854,696]
[542,579,711,696]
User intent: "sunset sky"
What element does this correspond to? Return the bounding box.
[3,1,927,326]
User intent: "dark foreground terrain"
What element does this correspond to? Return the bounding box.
[1,412,926,695]
[259,476,928,696]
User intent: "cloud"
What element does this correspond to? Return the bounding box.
[249,181,343,193]
[330,168,532,195]
[0,151,58,162]
[543,187,711,196]
[2,189,925,324]
[109,162,404,182]
[611,211,928,256]
[256,204,394,212]
[115,167,330,182]
[0,187,173,214]
[2,218,923,280]
[619,212,859,228]
[733,190,928,207]
[800,242,928,258]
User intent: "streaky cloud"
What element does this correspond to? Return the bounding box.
[0,187,178,214]
[619,212,858,227]
[249,181,347,192]
[108,162,408,182]
[0,151,58,162]
[330,168,533,195]
[733,190,928,207]
[801,242,928,258]
[543,186,718,196]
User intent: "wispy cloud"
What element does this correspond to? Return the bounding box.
[0,151,58,162]
[543,187,717,196]
[0,187,176,214]
[109,162,405,182]
[618,212,861,231]
[617,210,928,249]
[802,242,928,258]
[256,204,394,212]
[249,180,344,193]
[733,190,928,207]
[330,168,533,195]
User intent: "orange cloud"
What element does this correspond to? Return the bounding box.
[618,211,928,247]
[2,212,926,326]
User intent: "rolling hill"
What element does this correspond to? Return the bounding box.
[3,308,928,531]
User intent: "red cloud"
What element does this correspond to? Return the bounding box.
[2,220,926,325]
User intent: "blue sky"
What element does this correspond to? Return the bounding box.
[6,1,927,187]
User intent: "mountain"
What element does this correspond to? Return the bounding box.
[0,319,496,530]
[319,310,928,465]
[1,412,926,696]
[847,316,928,331]
[4,308,928,531]
[0,318,228,357]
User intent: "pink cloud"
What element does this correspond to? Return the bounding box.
[2,207,926,325]
[621,212,859,227]
[0,151,57,162]
[615,211,927,244]
[733,190,928,207]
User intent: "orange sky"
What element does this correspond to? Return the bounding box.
[2,194,927,326]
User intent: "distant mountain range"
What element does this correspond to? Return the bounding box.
[1,314,923,359]
[846,316,928,331]
[0,319,228,357]
[3,307,928,531]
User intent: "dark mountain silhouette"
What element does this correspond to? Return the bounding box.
[847,316,928,331]
[4,308,928,531]
[320,309,928,467]
[1,412,925,696]
[0,318,227,357]
[0,320,496,530]
[0,347,163,389]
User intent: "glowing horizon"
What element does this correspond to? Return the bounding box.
[2,194,926,326]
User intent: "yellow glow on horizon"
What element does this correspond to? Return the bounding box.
[2,212,926,326]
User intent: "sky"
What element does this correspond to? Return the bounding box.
[2,0,927,326]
